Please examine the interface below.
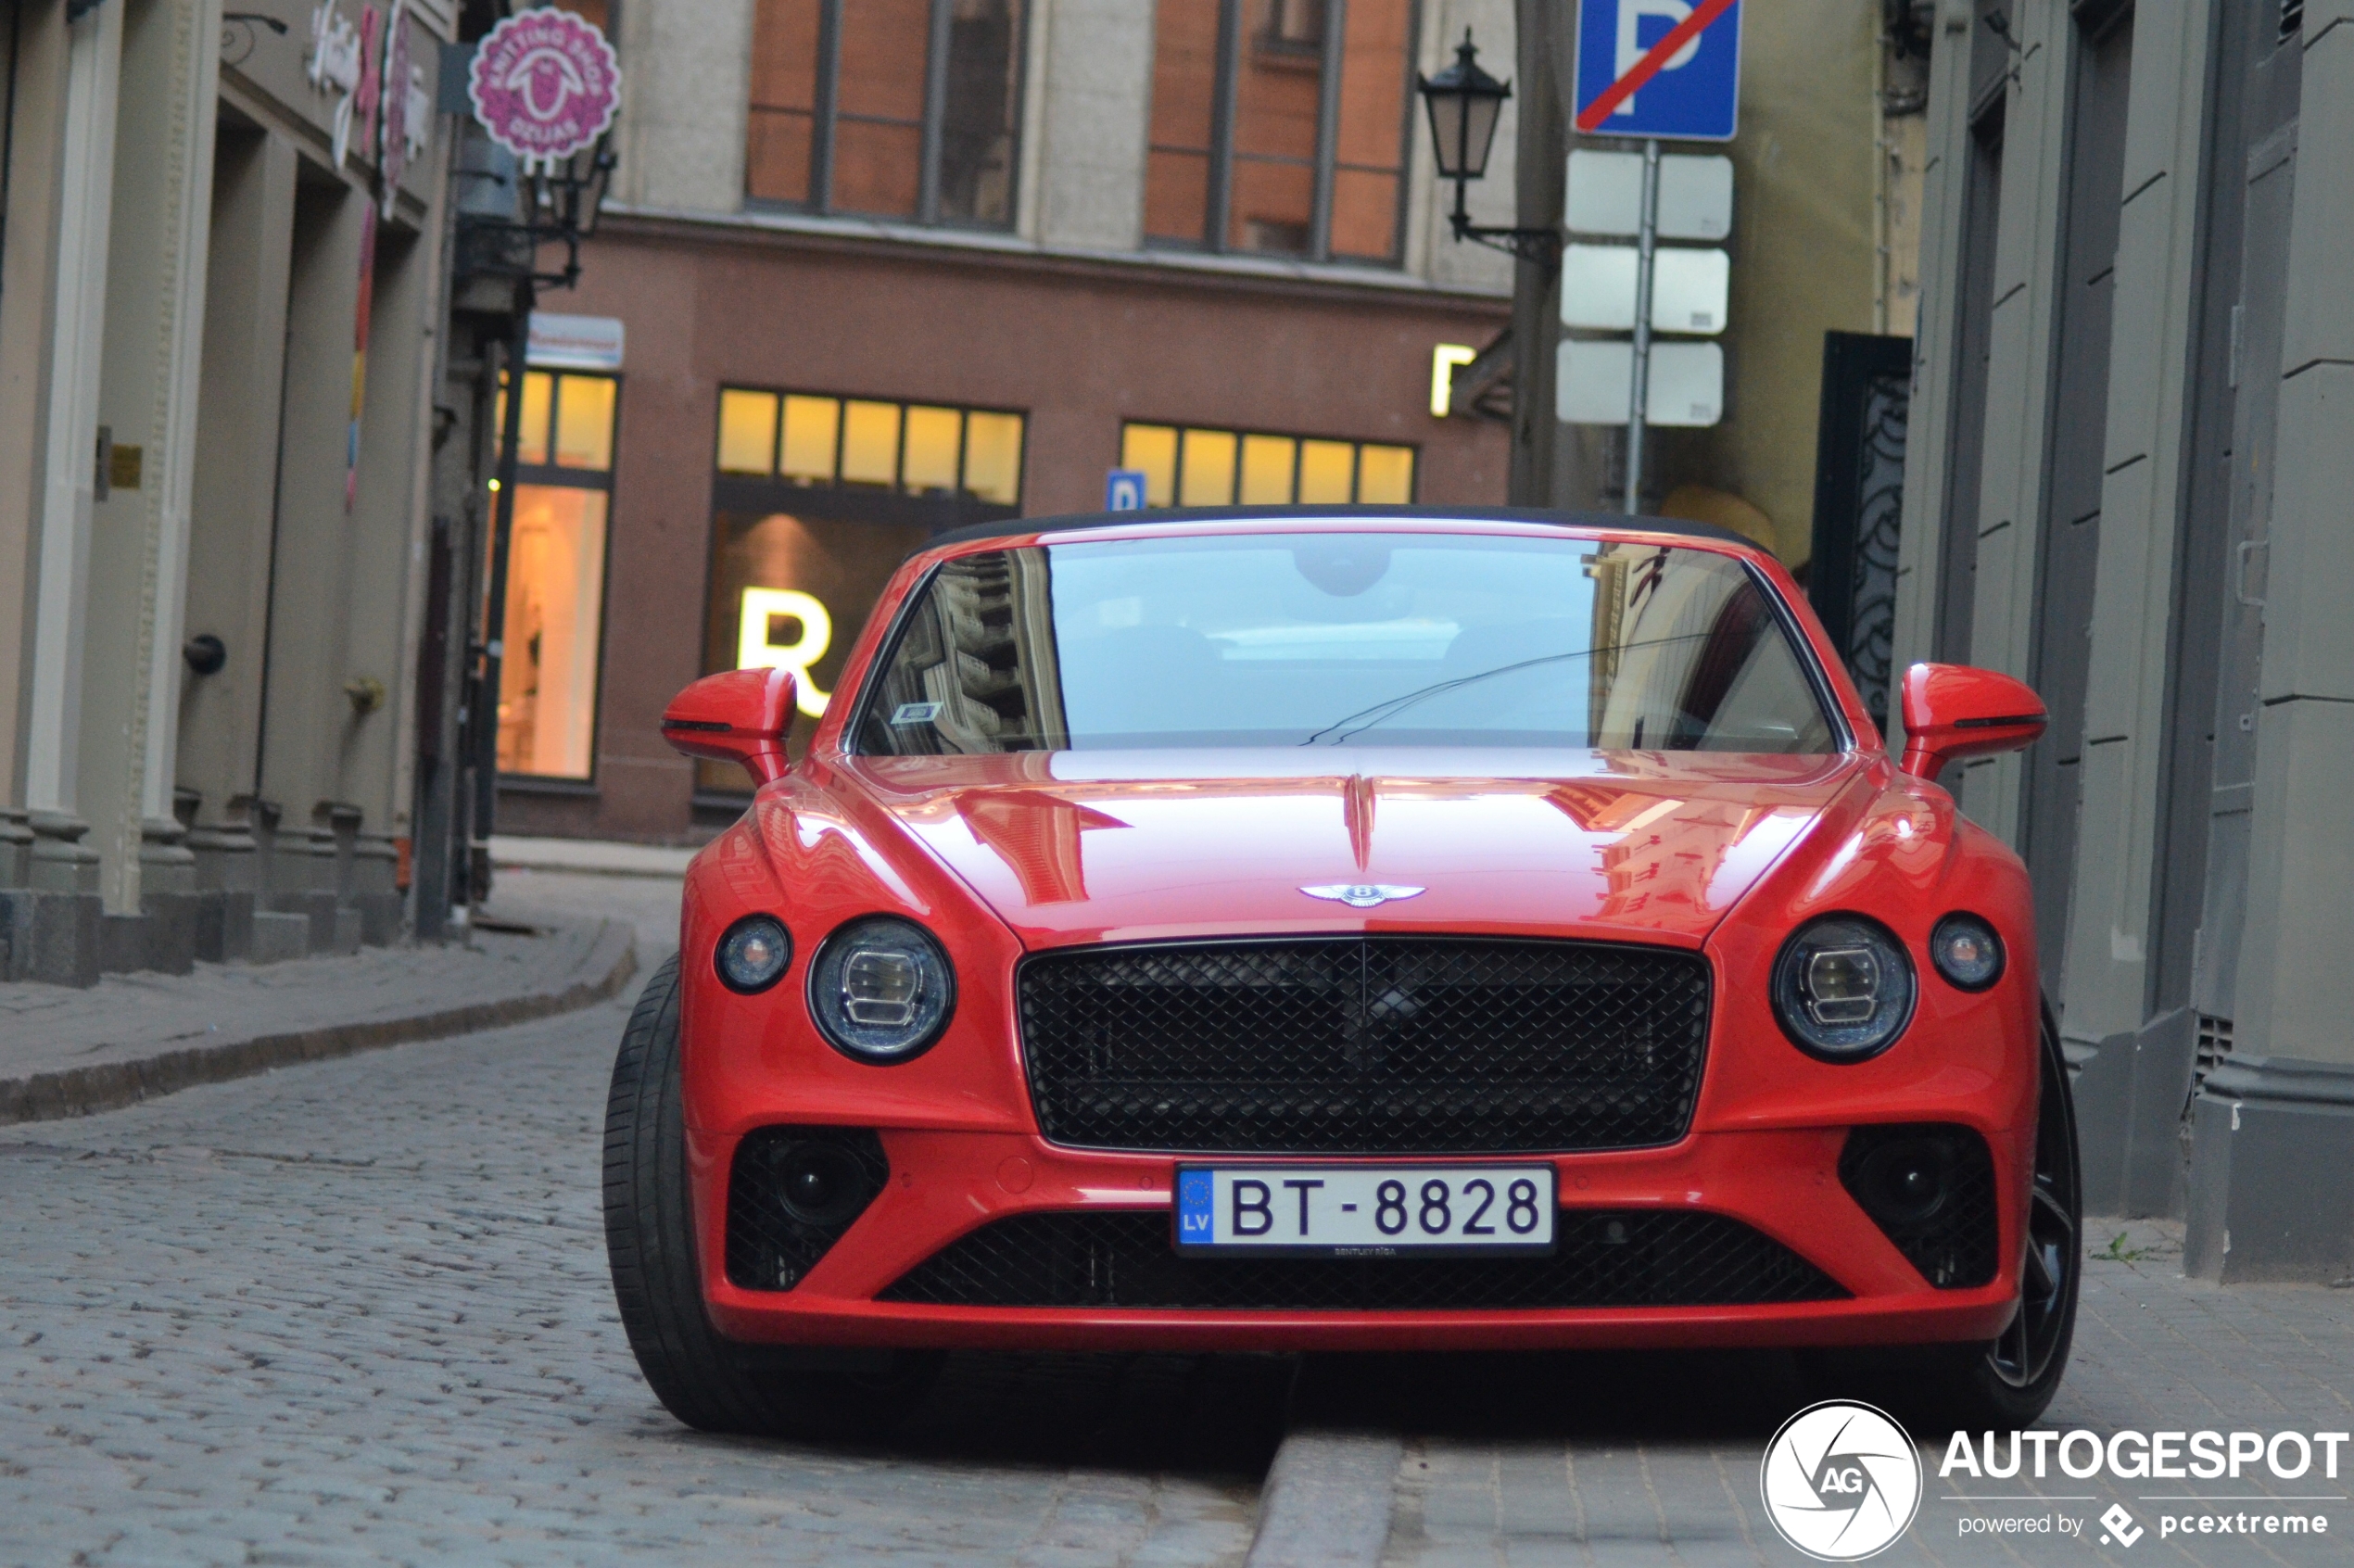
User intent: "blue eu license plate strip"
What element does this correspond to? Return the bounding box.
[1173,1164,1558,1257]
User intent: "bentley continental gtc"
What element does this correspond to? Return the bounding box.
[602,508,2078,1437]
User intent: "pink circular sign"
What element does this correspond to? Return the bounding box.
[468,9,620,170]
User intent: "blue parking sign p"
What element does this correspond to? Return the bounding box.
[1106,468,1149,512]
[1574,0,1741,143]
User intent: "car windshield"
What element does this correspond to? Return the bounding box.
[853,531,1841,754]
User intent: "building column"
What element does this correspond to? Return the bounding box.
[1943,4,2071,848]
[2,0,123,985]
[2057,2,2218,1217]
[78,0,221,975]
[257,175,371,953]
[338,195,446,946]
[178,125,298,962]
[612,0,753,215]
[2186,13,2354,1283]
[1886,0,1982,716]
[1030,0,1154,250]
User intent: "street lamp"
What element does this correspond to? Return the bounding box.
[1417,30,1559,267]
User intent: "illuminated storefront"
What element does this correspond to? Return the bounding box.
[494,368,620,781]
[699,386,1025,791]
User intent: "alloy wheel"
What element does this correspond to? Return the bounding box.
[1987,1020,2078,1389]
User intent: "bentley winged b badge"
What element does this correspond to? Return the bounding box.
[1299,884,1425,909]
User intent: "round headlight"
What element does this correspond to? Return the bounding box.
[807,916,955,1063]
[1771,916,1916,1060]
[715,914,791,993]
[1930,913,2005,992]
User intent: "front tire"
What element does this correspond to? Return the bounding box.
[602,953,941,1437]
[1803,1001,2081,1432]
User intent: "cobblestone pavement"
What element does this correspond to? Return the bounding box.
[8,866,2348,1566]
[0,871,1285,1566]
[1357,1220,2354,1566]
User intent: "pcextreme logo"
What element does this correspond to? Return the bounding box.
[1761,1400,1924,1561]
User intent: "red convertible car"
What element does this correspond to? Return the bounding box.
[603,508,2077,1436]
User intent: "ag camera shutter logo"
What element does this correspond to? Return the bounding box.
[1760,1400,1923,1560]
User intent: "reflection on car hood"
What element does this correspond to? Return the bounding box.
[841,747,1867,950]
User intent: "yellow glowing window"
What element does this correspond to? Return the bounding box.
[1238,434,1297,504]
[1121,424,1179,506]
[1180,428,1237,506]
[778,395,841,482]
[516,371,554,466]
[715,386,1024,505]
[1357,444,1415,504]
[1122,422,1414,510]
[1297,440,1355,503]
[840,400,901,486]
[553,375,617,470]
[962,411,1024,504]
[903,405,962,494]
[717,389,778,474]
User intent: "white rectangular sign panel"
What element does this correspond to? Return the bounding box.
[527,312,626,370]
[1560,243,1638,330]
[1561,246,1728,334]
[1556,338,1724,426]
[1651,247,1729,334]
[1564,150,1734,240]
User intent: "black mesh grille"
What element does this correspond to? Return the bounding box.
[725,1127,890,1291]
[879,1208,1843,1309]
[1839,1124,2000,1290]
[1018,937,1712,1155]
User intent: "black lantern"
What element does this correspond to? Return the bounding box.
[1416,30,1559,267]
[1419,30,1511,183]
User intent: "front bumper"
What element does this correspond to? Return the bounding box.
[690,1123,2023,1353]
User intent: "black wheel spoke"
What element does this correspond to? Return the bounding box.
[1984,1007,2081,1398]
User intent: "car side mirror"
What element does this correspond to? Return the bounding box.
[1897,662,2048,780]
[660,667,797,786]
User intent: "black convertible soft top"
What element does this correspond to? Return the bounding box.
[918,504,1755,555]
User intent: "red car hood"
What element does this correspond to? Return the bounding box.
[838,748,1867,951]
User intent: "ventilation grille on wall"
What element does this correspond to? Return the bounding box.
[2193,1014,2234,1093]
[2283,0,2304,42]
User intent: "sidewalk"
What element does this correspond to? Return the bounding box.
[489,833,701,879]
[0,916,637,1125]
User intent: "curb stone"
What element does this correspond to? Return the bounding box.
[0,918,638,1124]
[1245,1428,1403,1568]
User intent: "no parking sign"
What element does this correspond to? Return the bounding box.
[1574,0,1742,143]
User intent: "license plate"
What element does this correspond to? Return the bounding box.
[1173,1164,1558,1257]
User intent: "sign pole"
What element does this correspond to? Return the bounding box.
[1624,137,1661,515]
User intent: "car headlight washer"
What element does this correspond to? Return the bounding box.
[808,915,956,1063]
[1771,914,1916,1061]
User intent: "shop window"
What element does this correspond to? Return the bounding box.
[1120,421,1414,507]
[1145,0,1415,263]
[714,387,1025,503]
[702,386,1027,792]
[493,370,618,780]
[747,0,1027,228]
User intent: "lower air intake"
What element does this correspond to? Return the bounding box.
[725,1126,889,1292]
[878,1208,1845,1310]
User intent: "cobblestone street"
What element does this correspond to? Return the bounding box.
[0,874,1282,1566]
[3,871,2350,1566]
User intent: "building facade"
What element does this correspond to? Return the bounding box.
[0,0,468,983]
[1895,0,2354,1279]
[485,0,1525,848]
